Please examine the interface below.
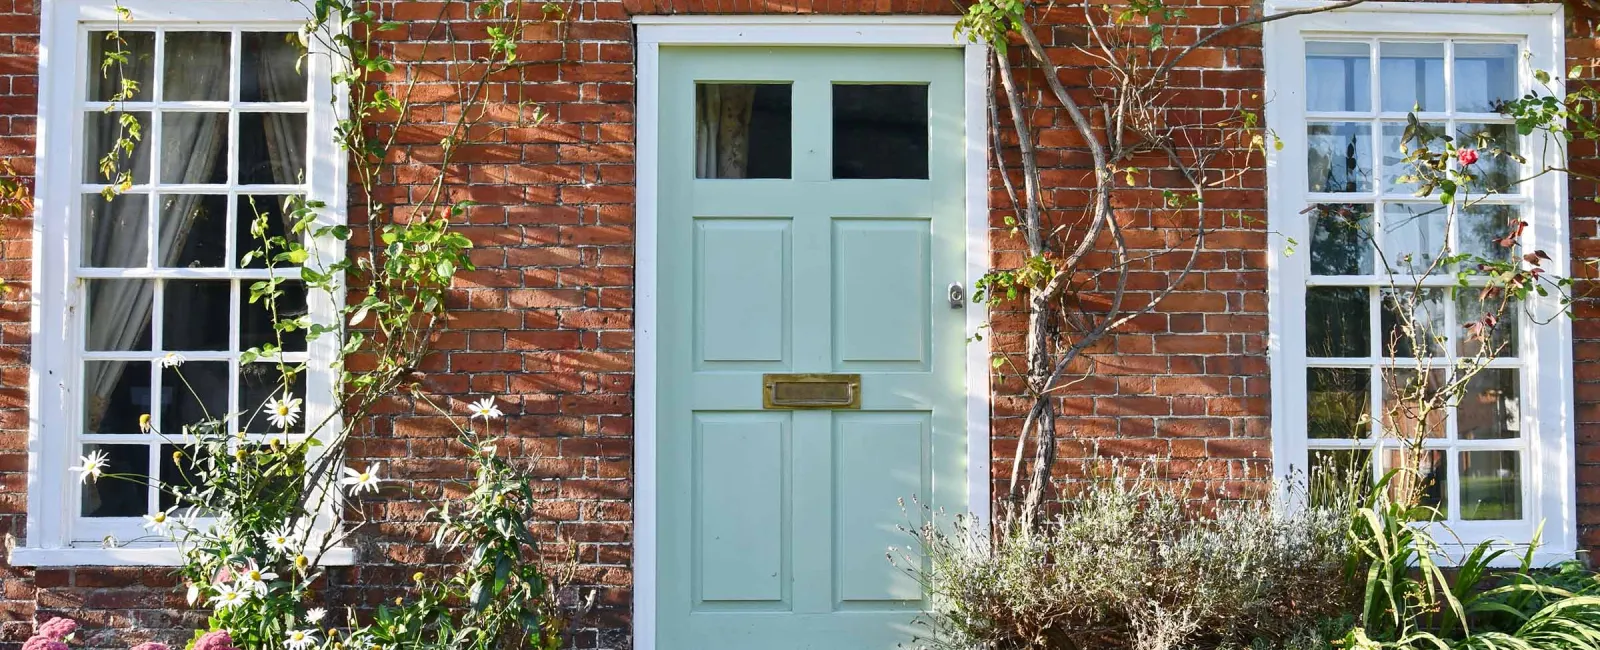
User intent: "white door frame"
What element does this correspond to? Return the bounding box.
[632,16,991,650]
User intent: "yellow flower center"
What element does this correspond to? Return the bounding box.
[276,405,290,416]
[358,473,370,482]
[249,570,262,580]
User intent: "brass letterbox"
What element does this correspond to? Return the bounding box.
[762,373,862,410]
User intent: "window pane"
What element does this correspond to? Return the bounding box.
[1306,41,1371,112]
[1386,448,1447,513]
[1456,123,1521,194]
[1307,286,1370,357]
[158,443,210,512]
[1380,42,1445,112]
[242,32,307,103]
[1309,448,1373,505]
[833,84,929,180]
[237,195,303,268]
[1454,43,1519,114]
[160,112,229,184]
[1380,121,1446,195]
[240,363,306,433]
[80,444,149,517]
[86,279,154,351]
[1460,450,1521,520]
[238,112,308,185]
[1382,368,1448,440]
[1382,204,1448,276]
[1457,289,1518,358]
[164,280,230,351]
[1308,203,1373,275]
[1458,203,1517,266]
[1308,368,1371,439]
[161,361,229,433]
[83,360,150,434]
[158,194,227,268]
[82,193,147,268]
[84,111,151,185]
[1459,368,1520,440]
[1308,122,1372,193]
[162,32,230,101]
[241,280,308,352]
[1380,288,1446,358]
[695,83,791,179]
[87,31,153,102]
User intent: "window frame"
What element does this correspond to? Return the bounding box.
[1266,1,1572,561]
[17,0,347,566]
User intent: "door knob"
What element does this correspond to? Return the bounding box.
[948,282,965,309]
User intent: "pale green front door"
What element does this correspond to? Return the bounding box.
[656,46,969,650]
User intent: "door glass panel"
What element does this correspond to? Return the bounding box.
[695,83,792,179]
[832,84,929,180]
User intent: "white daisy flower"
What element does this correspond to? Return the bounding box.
[141,509,174,535]
[237,559,278,595]
[340,463,382,495]
[264,527,297,554]
[69,450,110,483]
[263,395,303,429]
[158,352,186,368]
[210,582,248,610]
[305,607,327,624]
[468,397,503,420]
[285,629,319,650]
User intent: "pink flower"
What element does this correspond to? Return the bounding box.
[37,618,77,641]
[192,631,236,650]
[130,643,170,650]
[1458,147,1480,166]
[22,637,69,650]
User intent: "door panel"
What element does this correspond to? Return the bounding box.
[658,46,967,650]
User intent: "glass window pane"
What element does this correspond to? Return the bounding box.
[82,193,147,268]
[1309,448,1373,505]
[1382,204,1448,276]
[1380,288,1446,358]
[160,112,229,184]
[241,280,308,352]
[161,361,229,433]
[1456,123,1521,194]
[87,31,153,102]
[240,363,306,433]
[86,279,154,351]
[158,194,227,268]
[1460,450,1521,520]
[1308,368,1371,439]
[237,195,303,268]
[1380,121,1446,195]
[1386,448,1447,513]
[1306,41,1371,112]
[1457,288,1518,358]
[1459,368,1520,440]
[695,83,791,179]
[242,32,308,103]
[83,360,151,434]
[1307,286,1370,357]
[159,443,211,512]
[80,444,149,517]
[1382,368,1448,440]
[1380,42,1445,112]
[1308,122,1373,193]
[1454,43,1519,114]
[164,280,230,351]
[833,84,929,180]
[1308,203,1373,275]
[162,32,230,101]
[1458,203,1518,266]
[239,112,307,185]
[84,111,151,185]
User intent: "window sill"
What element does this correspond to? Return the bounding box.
[8,545,356,567]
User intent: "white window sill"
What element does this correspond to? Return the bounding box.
[9,545,356,567]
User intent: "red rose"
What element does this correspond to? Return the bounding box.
[1458,147,1480,166]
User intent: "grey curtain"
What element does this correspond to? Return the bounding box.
[695,84,756,179]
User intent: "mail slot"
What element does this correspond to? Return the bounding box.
[762,373,861,410]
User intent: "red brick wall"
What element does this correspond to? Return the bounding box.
[0,1,1594,650]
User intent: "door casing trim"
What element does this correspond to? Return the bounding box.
[633,16,991,650]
